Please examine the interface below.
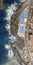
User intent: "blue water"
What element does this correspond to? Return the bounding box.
[0,0,20,63]
[3,0,20,4]
[20,7,29,23]
[0,9,9,63]
[0,9,9,43]
[19,26,25,33]
[0,0,29,64]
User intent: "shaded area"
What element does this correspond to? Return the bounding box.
[11,21,18,36]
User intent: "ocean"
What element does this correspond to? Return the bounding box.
[0,9,9,63]
[0,0,27,64]
[0,0,19,63]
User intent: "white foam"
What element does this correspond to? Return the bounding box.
[4,3,17,35]
[5,44,10,49]
[20,0,26,2]
[8,49,14,59]
[9,36,16,39]
[5,3,17,22]
[8,36,16,43]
